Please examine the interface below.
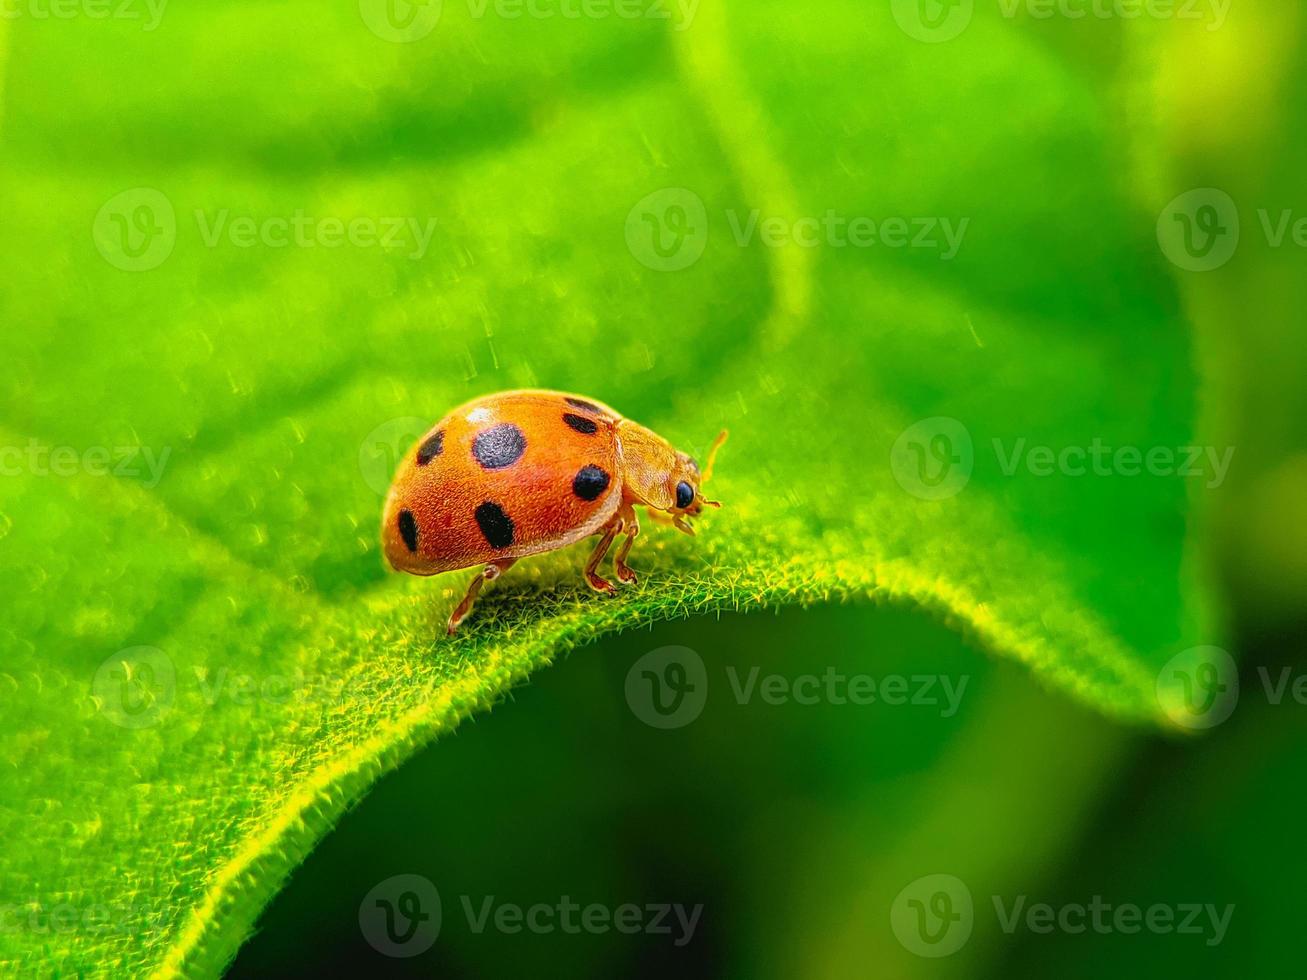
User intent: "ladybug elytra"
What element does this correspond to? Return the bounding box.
[381,389,727,634]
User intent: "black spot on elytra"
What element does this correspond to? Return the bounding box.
[573,464,611,501]
[416,430,444,466]
[474,502,515,548]
[565,397,604,415]
[563,412,598,435]
[398,510,419,553]
[472,423,526,469]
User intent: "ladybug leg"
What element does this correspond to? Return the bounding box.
[647,507,694,536]
[614,511,640,585]
[447,558,517,635]
[584,521,621,593]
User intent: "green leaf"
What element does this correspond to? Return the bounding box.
[0,4,1218,976]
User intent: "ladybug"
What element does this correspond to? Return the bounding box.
[381,389,727,634]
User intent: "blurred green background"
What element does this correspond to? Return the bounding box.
[3,0,1306,976]
[235,1,1306,974]
[232,603,1305,979]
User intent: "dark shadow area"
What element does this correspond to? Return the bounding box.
[229,605,1305,978]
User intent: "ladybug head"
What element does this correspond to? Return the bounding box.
[671,430,728,518]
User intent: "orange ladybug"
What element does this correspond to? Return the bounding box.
[381,390,727,634]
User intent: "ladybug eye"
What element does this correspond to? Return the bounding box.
[675,481,695,509]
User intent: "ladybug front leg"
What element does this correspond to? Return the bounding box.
[645,508,694,536]
[584,520,622,593]
[613,509,640,585]
[447,558,517,635]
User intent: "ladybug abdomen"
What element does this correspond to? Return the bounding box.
[384,391,623,574]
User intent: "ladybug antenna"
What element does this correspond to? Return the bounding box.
[702,429,729,484]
